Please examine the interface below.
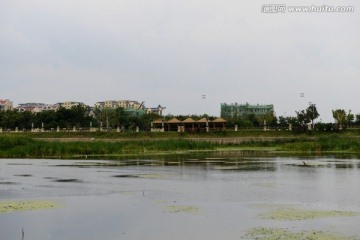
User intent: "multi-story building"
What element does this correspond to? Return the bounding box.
[94,101,116,109]
[146,105,166,116]
[58,101,86,109]
[221,102,274,119]
[94,100,166,116]
[119,100,144,110]
[95,100,145,110]
[16,103,59,113]
[0,99,13,111]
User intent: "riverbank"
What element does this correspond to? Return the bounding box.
[1,131,360,159]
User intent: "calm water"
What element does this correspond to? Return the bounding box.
[1,155,360,240]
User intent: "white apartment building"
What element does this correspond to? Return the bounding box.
[95,100,144,110]
[58,101,86,109]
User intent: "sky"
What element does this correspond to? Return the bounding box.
[1,0,359,122]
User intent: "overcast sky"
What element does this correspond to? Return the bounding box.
[1,0,359,121]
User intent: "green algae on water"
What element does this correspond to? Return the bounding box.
[0,200,58,214]
[262,208,359,221]
[245,227,358,240]
[252,204,360,221]
[164,205,199,214]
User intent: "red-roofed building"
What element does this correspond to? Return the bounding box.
[0,99,13,111]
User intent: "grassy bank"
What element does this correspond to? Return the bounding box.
[5,128,360,139]
[279,135,360,153]
[0,135,218,159]
[1,133,360,159]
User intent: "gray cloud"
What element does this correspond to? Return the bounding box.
[1,0,359,121]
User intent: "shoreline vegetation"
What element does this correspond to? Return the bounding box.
[1,131,360,159]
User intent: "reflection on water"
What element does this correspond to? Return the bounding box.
[1,155,360,240]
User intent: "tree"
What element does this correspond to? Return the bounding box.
[347,111,355,127]
[247,114,260,127]
[306,104,319,130]
[295,110,310,130]
[355,114,360,126]
[278,116,288,130]
[332,109,352,130]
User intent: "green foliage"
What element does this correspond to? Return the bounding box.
[356,114,360,125]
[0,136,217,158]
[0,135,33,150]
[0,107,92,130]
[294,104,319,131]
[280,135,360,152]
[2,132,360,158]
[0,106,163,131]
[223,112,277,128]
[332,109,354,130]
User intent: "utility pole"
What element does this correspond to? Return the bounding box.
[202,94,206,117]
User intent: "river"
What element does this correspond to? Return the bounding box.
[1,155,360,239]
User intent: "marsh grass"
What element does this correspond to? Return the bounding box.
[0,136,217,158]
[280,135,360,153]
[1,134,360,159]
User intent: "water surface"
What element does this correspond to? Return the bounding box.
[1,156,360,240]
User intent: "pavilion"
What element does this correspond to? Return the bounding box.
[151,117,227,132]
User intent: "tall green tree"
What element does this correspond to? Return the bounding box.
[295,110,310,130]
[332,109,353,130]
[306,104,319,130]
[355,114,360,125]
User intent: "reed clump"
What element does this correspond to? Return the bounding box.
[280,135,360,153]
[1,134,360,158]
[0,136,217,158]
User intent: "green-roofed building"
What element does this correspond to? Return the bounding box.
[221,102,274,119]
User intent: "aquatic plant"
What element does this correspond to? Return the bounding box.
[0,136,217,158]
[245,227,357,240]
[280,135,360,153]
[262,207,359,221]
[0,200,58,214]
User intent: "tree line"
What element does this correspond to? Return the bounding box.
[0,106,160,131]
[225,104,360,131]
[0,104,360,131]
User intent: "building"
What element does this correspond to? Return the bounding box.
[94,100,165,116]
[151,117,227,132]
[16,103,59,113]
[146,105,166,116]
[95,100,145,110]
[94,100,118,109]
[221,102,274,118]
[58,101,86,109]
[118,100,144,110]
[0,99,13,111]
